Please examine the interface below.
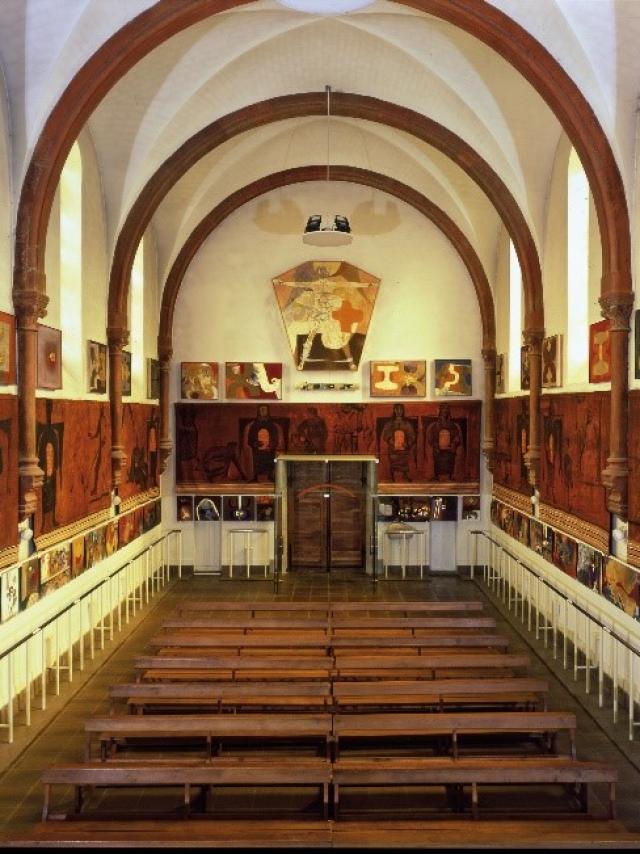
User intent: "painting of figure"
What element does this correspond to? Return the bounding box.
[520,346,530,391]
[577,544,602,592]
[273,260,380,372]
[542,334,562,388]
[552,531,578,578]
[1,567,19,622]
[378,403,418,483]
[603,558,640,618]
[105,520,119,556]
[87,341,107,394]
[434,360,472,396]
[147,358,160,399]
[589,319,611,383]
[118,511,138,546]
[0,312,16,385]
[423,405,465,483]
[370,361,426,398]
[37,324,62,390]
[181,362,218,400]
[71,536,85,578]
[122,350,132,396]
[225,362,282,400]
[19,558,40,609]
[495,353,507,395]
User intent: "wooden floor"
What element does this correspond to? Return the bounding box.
[2,569,640,849]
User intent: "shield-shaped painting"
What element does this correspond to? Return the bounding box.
[434,360,472,396]
[272,261,380,371]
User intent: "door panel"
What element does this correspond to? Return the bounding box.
[288,462,327,568]
[328,462,365,567]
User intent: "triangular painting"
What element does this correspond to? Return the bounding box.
[272,260,380,371]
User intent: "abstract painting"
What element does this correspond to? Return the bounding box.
[603,558,640,618]
[19,558,40,609]
[122,350,132,396]
[520,346,530,391]
[40,543,71,584]
[495,353,507,395]
[370,361,426,398]
[37,324,62,390]
[147,358,160,399]
[71,535,85,578]
[434,360,472,396]
[589,319,611,383]
[177,495,194,522]
[272,260,380,372]
[225,362,282,400]
[1,566,19,622]
[181,362,218,400]
[87,341,107,394]
[542,334,562,388]
[0,312,16,385]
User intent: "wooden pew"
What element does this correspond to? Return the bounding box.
[333,653,530,680]
[332,678,549,711]
[134,655,333,682]
[109,681,332,714]
[331,617,497,634]
[160,619,330,635]
[331,756,617,819]
[41,758,332,821]
[330,635,509,653]
[177,602,333,617]
[147,633,332,655]
[331,710,577,760]
[330,601,485,614]
[84,712,333,761]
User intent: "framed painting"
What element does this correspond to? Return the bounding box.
[19,558,40,609]
[0,311,16,385]
[87,340,107,394]
[40,543,70,583]
[577,543,602,593]
[85,527,106,569]
[552,531,577,578]
[635,309,640,381]
[71,535,85,578]
[370,360,426,398]
[195,496,220,521]
[225,362,282,400]
[495,353,507,395]
[515,512,530,547]
[177,495,194,522]
[257,496,276,521]
[520,346,530,391]
[37,324,62,390]
[105,520,119,556]
[431,495,458,521]
[118,511,138,547]
[434,360,472,396]
[181,362,218,400]
[461,495,480,520]
[147,358,160,399]
[40,567,71,598]
[589,319,611,382]
[122,350,132,396]
[603,558,640,618]
[143,500,161,531]
[541,526,554,563]
[1,566,19,622]
[223,495,255,522]
[542,334,562,388]
[529,519,544,555]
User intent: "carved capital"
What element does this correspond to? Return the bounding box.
[599,292,634,332]
[481,348,497,370]
[523,327,545,354]
[158,335,173,364]
[524,446,541,488]
[159,437,173,474]
[111,446,128,488]
[107,320,130,349]
[601,456,628,517]
[482,441,496,473]
[13,289,49,327]
[19,456,44,518]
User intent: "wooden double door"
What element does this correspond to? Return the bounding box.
[287,460,367,570]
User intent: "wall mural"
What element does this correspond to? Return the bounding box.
[493,396,530,496]
[120,403,160,501]
[34,399,112,537]
[175,401,481,490]
[0,395,18,564]
[629,390,640,567]
[539,392,610,531]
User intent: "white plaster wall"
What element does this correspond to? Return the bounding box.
[164,182,486,563]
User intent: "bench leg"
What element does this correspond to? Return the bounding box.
[184,783,190,818]
[322,783,328,820]
[42,784,50,822]
[609,782,616,820]
[74,785,83,815]
[471,783,479,820]
[333,783,339,820]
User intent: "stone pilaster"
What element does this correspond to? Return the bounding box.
[158,336,173,474]
[481,347,497,472]
[107,320,129,490]
[523,327,544,488]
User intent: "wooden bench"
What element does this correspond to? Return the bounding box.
[331,710,577,760]
[332,678,549,711]
[109,681,332,714]
[331,617,497,634]
[333,653,530,680]
[330,601,485,614]
[331,635,510,653]
[41,758,332,821]
[134,655,333,682]
[177,602,333,617]
[160,619,330,634]
[147,633,332,654]
[331,756,617,819]
[85,712,333,761]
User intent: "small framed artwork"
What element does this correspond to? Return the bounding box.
[495,353,507,395]
[552,531,577,578]
[1,567,19,622]
[195,496,221,521]
[147,357,160,399]
[177,495,194,522]
[37,324,62,390]
[434,360,472,396]
[85,527,106,569]
[635,310,640,380]
[181,362,218,400]
[71,535,85,578]
[223,495,255,522]
[118,512,138,547]
[542,334,562,388]
[589,319,611,382]
[225,362,282,400]
[603,557,640,617]
[461,495,481,520]
[257,496,276,521]
[105,520,119,556]
[520,346,530,391]
[577,543,603,593]
[370,360,426,398]
[87,340,107,394]
[19,558,40,610]
[122,350,132,396]
[430,495,458,521]
[0,311,16,385]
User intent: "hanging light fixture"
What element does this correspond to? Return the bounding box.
[303,85,353,247]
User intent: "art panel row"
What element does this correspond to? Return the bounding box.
[0,499,162,624]
[175,401,481,489]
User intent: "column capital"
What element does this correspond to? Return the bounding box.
[107,319,129,348]
[481,347,497,368]
[601,456,628,517]
[524,447,541,488]
[13,289,49,325]
[599,292,634,332]
[523,327,545,352]
[158,336,173,364]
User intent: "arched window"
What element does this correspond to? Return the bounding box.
[60,142,82,389]
[129,240,144,398]
[508,240,522,392]
[567,148,589,384]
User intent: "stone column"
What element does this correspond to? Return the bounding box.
[107,321,129,491]
[524,327,544,488]
[158,336,173,474]
[599,292,634,516]
[13,286,49,519]
[481,347,496,472]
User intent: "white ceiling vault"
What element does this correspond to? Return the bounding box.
[0,0,638,292]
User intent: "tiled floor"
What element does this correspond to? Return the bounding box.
[1,566,640,846]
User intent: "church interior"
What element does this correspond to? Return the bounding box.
[1,0,640,847]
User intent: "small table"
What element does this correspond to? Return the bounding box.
[227,528,270,579]
[382,528,426,579]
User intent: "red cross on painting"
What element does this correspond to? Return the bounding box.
[332,299,363,332]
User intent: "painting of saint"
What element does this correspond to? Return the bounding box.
[370,361,426,398]
[181,362,218,400]
[272,261,379,372]
[0,312,16,385]
[378,403,418,483]
[589,319,611,383]
[87,341,107,394]
[225,362,282,400]
[294,406,328,454]
[424,405,464,482]
[434,360,472,396]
